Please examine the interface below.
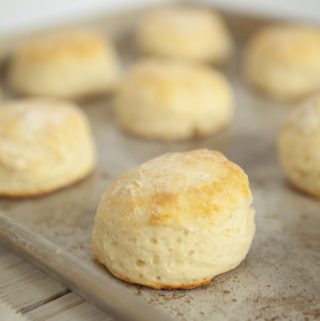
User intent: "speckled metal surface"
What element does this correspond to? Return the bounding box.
[0,9,319,321]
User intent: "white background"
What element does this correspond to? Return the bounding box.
[0,0,168,36]
[0,0,319,37]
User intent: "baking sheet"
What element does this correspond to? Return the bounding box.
[0,7,319,321]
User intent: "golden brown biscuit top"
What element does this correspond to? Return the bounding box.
[249,25,320,64]
[100,149,252,225]
[15,30,109,61]
[0,98,89,171]
[139,7,222,34]
[119,60,229,102]
[0,98,84,134]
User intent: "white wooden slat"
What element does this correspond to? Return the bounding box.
[26,293,113,321]
[0,246,113,321]
[0,246,67,311]
[25,293,84,320]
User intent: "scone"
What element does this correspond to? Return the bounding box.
[92,149,255,289]
[0,98,95,197]
[278,95,320,197]
[244,25,320,101]
[9,29,121,99]
[136,7,233,64]
[115,60,233,141]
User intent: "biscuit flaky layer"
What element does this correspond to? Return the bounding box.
[279,95,320,197]
[0,98,95,197]
[92,149,255,289]
[245,25,320,101]
[115,60,233,141]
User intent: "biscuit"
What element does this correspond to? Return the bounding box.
[115,60,233,141]
[278,95,320,197]
[245,25,320,101]
[0,98,95,197]
[9,29,121,99]
[92,149,255,289]
[136,7,233,64]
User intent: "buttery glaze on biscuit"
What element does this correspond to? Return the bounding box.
[92,149,255,289]
[9,30,121,99]
[0,98,95,197]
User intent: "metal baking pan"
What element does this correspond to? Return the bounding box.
[0,5,319,321]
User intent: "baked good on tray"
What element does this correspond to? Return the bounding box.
[0,98,95,198]
[115,59,233,141]
[92,149,255,289]
[8,29,121,99]
[244,25,320,101]
[136,6,233,64]
[278,95,320,197]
